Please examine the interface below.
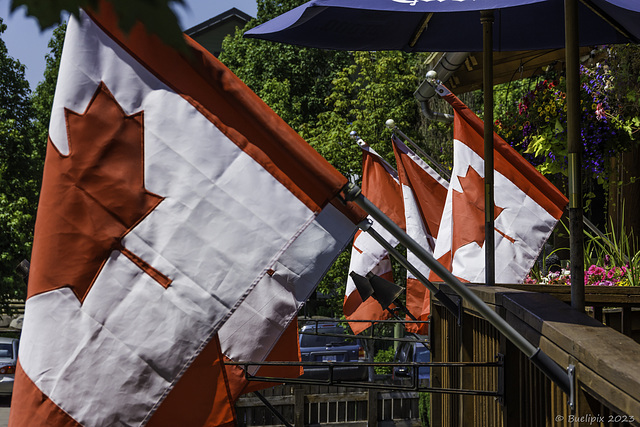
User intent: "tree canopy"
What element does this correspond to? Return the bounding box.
[219,0,353,133]
[0,18,64,304]
[0,17,38,301]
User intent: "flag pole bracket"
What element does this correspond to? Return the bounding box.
[354,218,462,321]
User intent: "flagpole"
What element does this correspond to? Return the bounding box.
[343,183,574,399]
[349,132,397,174]
[565,0,585,311]
[481,10,496,287]
[384,119,452,180]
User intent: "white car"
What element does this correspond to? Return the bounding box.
[0,337,19,396]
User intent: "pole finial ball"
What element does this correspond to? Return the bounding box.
[385,119,395,129]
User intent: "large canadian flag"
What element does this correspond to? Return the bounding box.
[10,5,364,426]
[430,91,568,283]
[392,136,448,334]
[344,142,405,334]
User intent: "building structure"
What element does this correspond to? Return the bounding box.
[185,8,253,57]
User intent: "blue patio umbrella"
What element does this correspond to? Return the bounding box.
[245,0,640,51]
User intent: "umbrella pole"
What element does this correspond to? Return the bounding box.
[565,0,585,311]
[481,10,495,286]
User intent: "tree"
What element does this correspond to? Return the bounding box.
[32,23,66,156]
[219,0,353,133]
[309,50,423,176]
[0,19,64,305]
[0,18,38,301]
[308,51,428,316]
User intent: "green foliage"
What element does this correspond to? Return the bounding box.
[583,214,639,287]
[419,392,431,426]
[309,50,421,175]
[373,346,395,375]
[0,18,38,300]
[0,19,64,305]
[606,44,640,139]
[10,0,187,52]
[314,250,350,318]
[219,2,352,133]
[306,51,425,311]
[495,67,631,180]
[532,214,639,286]
[255,0,305,22]
[33,23,66,149]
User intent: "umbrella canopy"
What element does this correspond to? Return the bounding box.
[245,0,640,52]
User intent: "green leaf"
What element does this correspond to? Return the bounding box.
[554,118,564,133]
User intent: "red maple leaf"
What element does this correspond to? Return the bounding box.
[451,166,512,258]
[28,82,168,302]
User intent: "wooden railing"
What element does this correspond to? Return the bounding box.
[498,284,640,342]
[430,284,640,426]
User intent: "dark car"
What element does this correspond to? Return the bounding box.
[299,322,368,381]
[392,340,430,385]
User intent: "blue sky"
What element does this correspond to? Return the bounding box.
[1,0,258,90]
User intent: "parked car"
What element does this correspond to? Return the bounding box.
[299,322,368,381]
[0,337,19,396]
[392,340,430,385]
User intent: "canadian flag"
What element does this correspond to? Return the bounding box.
[10,5,364,426]
[430,91,568,283]
[392,136,448,334]
[344,142,405,334]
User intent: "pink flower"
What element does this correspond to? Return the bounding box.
[595,103,606,120]
[518,103,528,114]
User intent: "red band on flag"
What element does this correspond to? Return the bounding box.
[9,362,80,427]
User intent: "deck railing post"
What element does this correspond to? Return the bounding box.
[293,387,305,427]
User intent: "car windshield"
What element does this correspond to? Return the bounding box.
[300,327,354,348]
[0,343,13,359]
[416,346,429,362]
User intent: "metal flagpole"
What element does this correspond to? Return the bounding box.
[384,119,452,180]
[481,10,496,287]
[252,391,294,427]
[342,183,574,404]
[357,220,461,319]
[565,0,585,312]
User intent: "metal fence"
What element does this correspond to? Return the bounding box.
[235,385,422,427]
